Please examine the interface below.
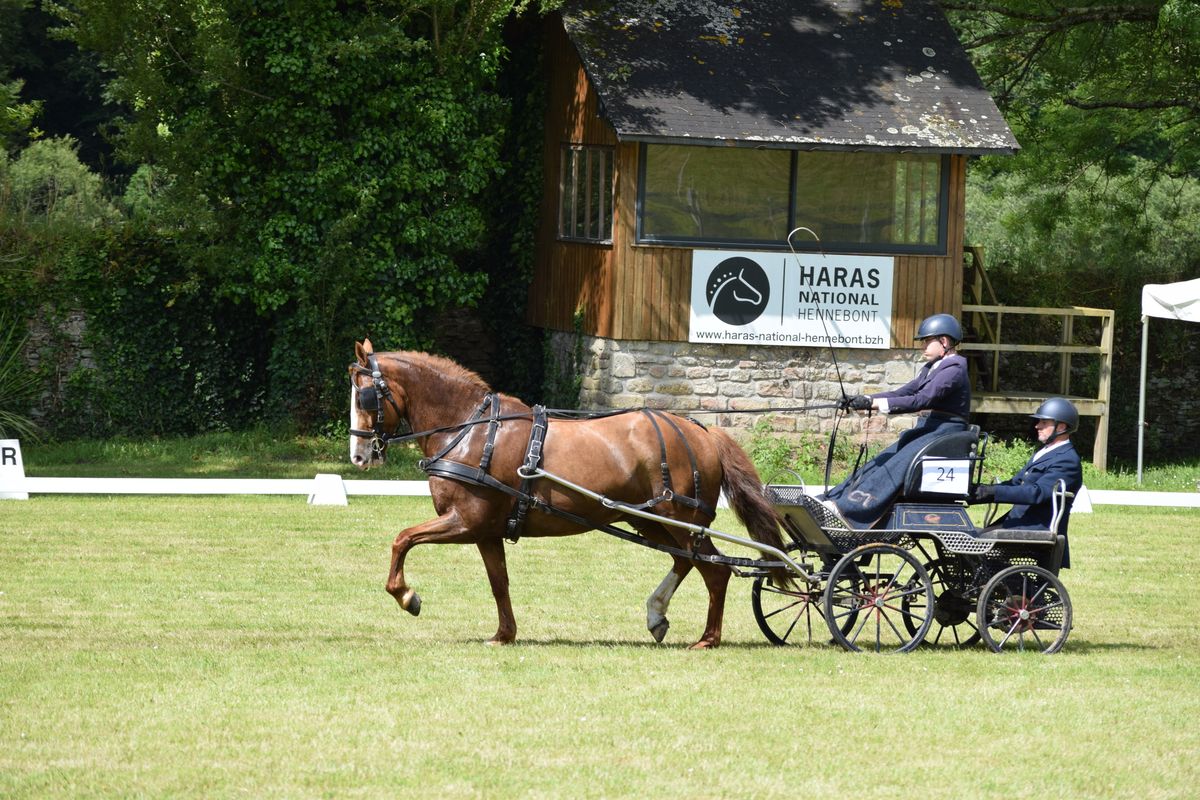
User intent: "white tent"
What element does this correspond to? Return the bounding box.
[1137,278,1200,483]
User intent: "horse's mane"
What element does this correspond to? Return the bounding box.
[388,350,492,391]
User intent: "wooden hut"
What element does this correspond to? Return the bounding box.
[530,0,1019,430]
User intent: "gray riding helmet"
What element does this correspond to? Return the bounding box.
[914,313,963,344]
[1031,397,1079,435]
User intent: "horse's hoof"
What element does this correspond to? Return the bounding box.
[485,637,514,646]
[649,619,670,643]
[687,640,718,650]
[401,589,422,616]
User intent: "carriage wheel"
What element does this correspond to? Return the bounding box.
[903,558,981,648]
[751,558,857,646]
[976,565,1072,654]
[823,544,933,653]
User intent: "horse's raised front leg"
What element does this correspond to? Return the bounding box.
[386,509,476,616]
[476,537,516,645]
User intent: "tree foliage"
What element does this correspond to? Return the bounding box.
[942,0,1200,180]
[1,0,41,152]
[49,0,536,419]
[943,1,1200,464]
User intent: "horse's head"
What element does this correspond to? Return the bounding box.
[348,338,410,469]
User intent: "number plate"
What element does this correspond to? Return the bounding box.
[919,459,970,494]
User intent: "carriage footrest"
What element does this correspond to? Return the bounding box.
[976,528,1058,545]
[765,484,848,553]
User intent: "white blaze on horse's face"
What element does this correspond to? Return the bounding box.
[349,383,379,469]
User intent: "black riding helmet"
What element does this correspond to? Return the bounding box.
[1031,397,1079,436]
[914,313,963,344]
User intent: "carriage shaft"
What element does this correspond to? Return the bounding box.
[523,468,819,584]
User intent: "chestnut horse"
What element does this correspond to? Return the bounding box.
[349,340,787,649]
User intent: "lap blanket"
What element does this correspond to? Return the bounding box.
[825,416,969,528]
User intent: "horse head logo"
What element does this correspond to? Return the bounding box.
[705,256,771,326]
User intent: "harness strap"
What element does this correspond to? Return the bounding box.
[506,405,548,542]
[381,391,715,532]
[654,411,706,513]
[631,409,714,518]
[478,394,502,474]
[418,394,497,475]
[641,409,674,496]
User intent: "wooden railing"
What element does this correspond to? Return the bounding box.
[960,248,1114,470]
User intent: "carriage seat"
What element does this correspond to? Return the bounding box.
[900,425,982,501]
[976,479,1074,573]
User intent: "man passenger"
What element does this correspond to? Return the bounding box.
[971,397,1084,568]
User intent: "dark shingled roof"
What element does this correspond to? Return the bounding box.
[562,0,1018,153]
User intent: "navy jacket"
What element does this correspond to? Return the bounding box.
[873,354,970,418]
[993,441,1083,567]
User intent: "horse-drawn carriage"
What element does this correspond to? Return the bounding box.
[349,342,1074,654]
[753,426,1073,653]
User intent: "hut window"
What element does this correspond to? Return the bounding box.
[640,145,791,244]
[558,145,614,243]
[792,152,944,249]
[637,145,948,254]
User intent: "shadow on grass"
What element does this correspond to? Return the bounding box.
[438,636,1162,653]
[466,637,827,650]
[1055,640,1161,654]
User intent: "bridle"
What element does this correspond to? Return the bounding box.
[349,352,411,457]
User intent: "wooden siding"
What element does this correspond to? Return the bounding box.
[530,17,968,347]
[527,18,619,337]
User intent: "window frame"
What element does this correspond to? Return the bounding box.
[635,143,951,255]
[557,144,615,245]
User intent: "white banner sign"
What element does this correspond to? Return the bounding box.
[689,250,894,348]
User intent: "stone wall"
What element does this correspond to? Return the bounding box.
[550,331,926,441]
[24,308,92,425]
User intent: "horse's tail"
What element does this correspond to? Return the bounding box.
[709,427,792,586]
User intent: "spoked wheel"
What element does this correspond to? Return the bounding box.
[904,558,981,648]
[977,565,1072,654]
[751,557,857,646]
[824,543,933,653]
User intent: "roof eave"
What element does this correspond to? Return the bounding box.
[612,131,1019,156]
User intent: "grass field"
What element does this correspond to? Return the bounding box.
[2,494,1198,798]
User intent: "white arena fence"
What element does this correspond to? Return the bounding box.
[4,476,1200,512]
[4,475,431,505]
[1,441,1197,508]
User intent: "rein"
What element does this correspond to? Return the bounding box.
[348,397,849,452]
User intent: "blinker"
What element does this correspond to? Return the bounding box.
[358,385,380,413]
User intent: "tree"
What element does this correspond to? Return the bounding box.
[50,0,534,418]
[942,0,1200,180]
[1,0,41,153]
[945,1,1200,463]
